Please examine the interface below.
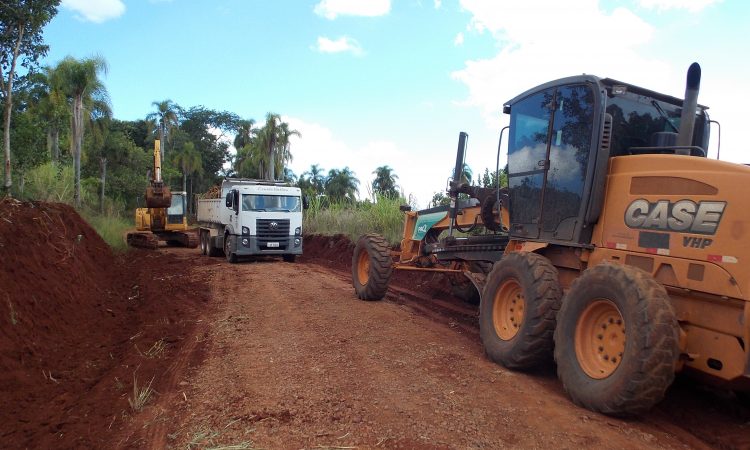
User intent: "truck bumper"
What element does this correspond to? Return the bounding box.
[229,235,303,256]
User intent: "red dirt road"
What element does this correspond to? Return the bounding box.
[2,201,749,449]
[118,246,749,449]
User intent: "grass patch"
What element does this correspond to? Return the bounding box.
[128,374,155,412]
[81,211,131,252]
[304,196,406,244]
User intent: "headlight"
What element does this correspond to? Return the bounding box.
[242,226,250,235]
[294,238,301,246]
[242,238,249,246]
[295,227,301,236]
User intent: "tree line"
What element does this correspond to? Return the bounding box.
[0,1,409,216]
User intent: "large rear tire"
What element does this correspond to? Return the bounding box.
[480,252,561,370]
[351,234,393,300]
[554,263,679,416]
[207,234,221,257]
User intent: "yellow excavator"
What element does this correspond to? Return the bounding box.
[126,140,198,249]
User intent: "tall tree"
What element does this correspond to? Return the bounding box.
[146,99,179,164]
[254,113,299,180]
[0,0,59,193]
[301,163,325,195]
[372,165,399,199]
[54,55,110,208]
[172,140,201,194]
[36,66,68,163]
[324,167,359,202]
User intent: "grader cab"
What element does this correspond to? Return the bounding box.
[352,63,750,415]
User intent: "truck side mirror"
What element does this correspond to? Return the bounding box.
[225,192,232,208]
[233,190,240,214]
[303,196,310,210]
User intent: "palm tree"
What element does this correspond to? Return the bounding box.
[37,67,69,164]
[146,99,179,163]
[233,118,256,150]
[301,163,325,195]
[172,140,202,194]
[325,167,359,202]
[233,118,256,177]
[372,165,399,199]
[254,113,300,180]
[55,55,110,208]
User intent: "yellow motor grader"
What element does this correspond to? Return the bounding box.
[352,63,750,415]
[126,140,198,249]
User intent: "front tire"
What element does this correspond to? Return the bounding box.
[224,234,238,264]
[480,252,561,370]
[351,234,393,300]
[554,263,679,416]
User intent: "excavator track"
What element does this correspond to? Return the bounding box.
[127,231,159,250]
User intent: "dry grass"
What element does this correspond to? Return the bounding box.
[128,374,155,412]
[136,338,167,359]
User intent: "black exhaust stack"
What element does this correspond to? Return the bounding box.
[676,62,701,153]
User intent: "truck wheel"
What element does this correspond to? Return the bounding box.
[554,263,679,416]
[480,252,561,370]
[351,234,393,301]
[224,234,238,263]
[283,254,296,263]
[199,231,207,255]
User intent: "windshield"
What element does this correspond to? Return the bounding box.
[167,194,185,215]
[606,92,709,156]
[242,194,300,212]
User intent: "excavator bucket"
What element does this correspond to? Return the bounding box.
[145,182,172,208]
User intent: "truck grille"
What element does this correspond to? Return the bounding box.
[256,219,290,249]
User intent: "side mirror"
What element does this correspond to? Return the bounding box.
[302,196,310,210]
[233,190,240,214]
[225,192,232,208]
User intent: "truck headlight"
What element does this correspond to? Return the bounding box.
[294,238,301,246]
[242,238,249,246]
[242,226,250,235]
[295,227,301,236]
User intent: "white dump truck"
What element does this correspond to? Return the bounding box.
[196,179,306,263]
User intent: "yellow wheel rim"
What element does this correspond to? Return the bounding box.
[575,299,626,379]
[492,278,525,340]
[357,251,370,285]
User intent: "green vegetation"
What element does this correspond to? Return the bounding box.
[80,211,130,252]
[304,195,406,244]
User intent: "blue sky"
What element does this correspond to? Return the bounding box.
[46,0,748,207]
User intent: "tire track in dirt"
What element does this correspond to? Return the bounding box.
[305,259,750,450]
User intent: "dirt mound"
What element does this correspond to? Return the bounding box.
[0,199,214,448]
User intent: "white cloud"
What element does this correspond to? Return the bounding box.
[314,0,391,19]
[452,1,673,128]
[638,0,722,12]
[62,0,125,23]
[314,36,364,56]
[284,116,452,207]
[454,32,464,46]
[434,0,443,9]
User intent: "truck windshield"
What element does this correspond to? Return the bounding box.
[242,194,301,212]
